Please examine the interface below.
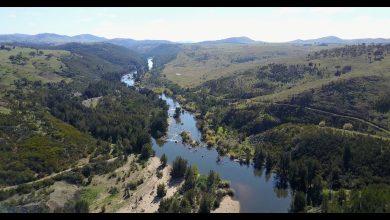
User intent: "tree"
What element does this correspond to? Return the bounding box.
[253,147,266,168]
[278,152,291,179]
[265,155,274,173]
[207,170,221,191]
[179,197,192,213]
[321,195,329,213]
[173,107,181,119]
[171,156,188,179]
[368,52,372,63]
[338,189,347,205]
[341,65,352,74]
[330,167,341,190]
[343,145,352,171]
[183,165,199,191]
[309,175,323,206]
[334,65,341,76]
[74,200,89,213]
[198,193,213,213]
[290,191,306,213]
[157,183,167,198]
[158,196,180,213]
[140,143,154,160]
[348,184,390,213]
[160,154,168,167]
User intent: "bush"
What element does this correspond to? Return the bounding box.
[127,181,138,190]
[108,187,119,195]
[157,171,163,179]
[343,123,353,130]
[74,200,89,213]
[58,171,84,185]
[157,183,167,198]
[16,184,32,195]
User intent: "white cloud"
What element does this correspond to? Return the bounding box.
[309,7,352,14]
[5,7,387,42]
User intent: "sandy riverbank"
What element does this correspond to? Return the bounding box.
[116,157,240,213]
[116,157,182,213]
[212,196,240,213]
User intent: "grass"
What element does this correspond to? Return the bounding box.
[82,96,102,108]
[162,43,338,88]
[0,47,71,91]
[80,186,103,205]
[0,106,10,115]
[252,54,390,102]
[45,113,95,146]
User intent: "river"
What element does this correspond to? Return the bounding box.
[122,58,291,213]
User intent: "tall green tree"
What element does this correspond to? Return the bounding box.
[343,145,352,171]
[160,153,168,167]
[171,156,188,179]
[198,193,213,213]
[183,165,199,191]
[290,191,306,213]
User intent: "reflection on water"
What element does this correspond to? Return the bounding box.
[148,57,153,70]
[120,71,137,87]
[150,94,292,212]
[120,58,291,212]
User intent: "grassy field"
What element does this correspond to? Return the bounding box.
[0,47,71,90]
[251,53,390,102]
[82,96,102,108]
[161,43,338,87]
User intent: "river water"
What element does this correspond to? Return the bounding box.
[122,58,291,213]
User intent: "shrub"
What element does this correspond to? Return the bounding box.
[343,123,353,130]
[108,187,119,195]
[127,181,138,190]
[156,183,167,198]
[74,200,89,213]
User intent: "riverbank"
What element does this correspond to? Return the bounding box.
[116,157,182,213]
[212,196,240,213]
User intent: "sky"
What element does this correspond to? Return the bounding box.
[0,7,389,42]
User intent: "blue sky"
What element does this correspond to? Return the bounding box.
[0,7,389,42]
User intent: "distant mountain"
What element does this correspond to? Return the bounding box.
[199,36,257,44]
[72,34,107,42]
[106,38,173,54]
[0,33,174,54]
[0,33,107,44]
[107,38,172,48]
[1,33,389,48]
[290,36,390,45]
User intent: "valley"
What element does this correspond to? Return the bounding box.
[0,30,390,213]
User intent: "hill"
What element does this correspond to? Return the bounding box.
[160,43,336,87]
[0,33,107,45]
[199,36,257,44]
[290,36,390,45]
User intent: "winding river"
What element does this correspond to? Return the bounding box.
[122,58,291,213]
